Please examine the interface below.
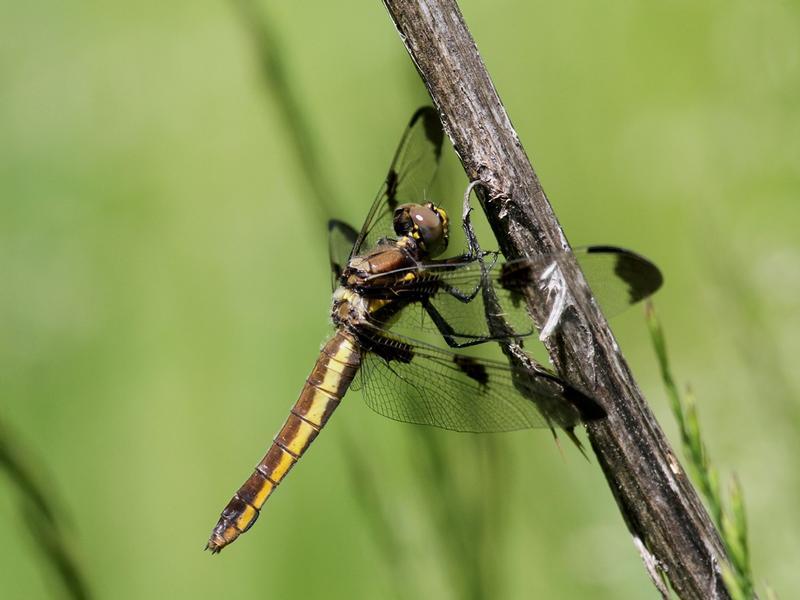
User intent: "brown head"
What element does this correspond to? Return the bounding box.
[392,202,449,258]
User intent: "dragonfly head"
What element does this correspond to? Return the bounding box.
[393,202,449,257]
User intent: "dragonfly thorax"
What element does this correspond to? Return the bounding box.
[341,237,421,290]
[393,202,449,258]
[331,287,370,330]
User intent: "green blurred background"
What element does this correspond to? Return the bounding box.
[2,1,798,598]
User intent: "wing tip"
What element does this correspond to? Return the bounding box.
[586,245,664,301]
[409,106,444,155]
[563,385,607,423]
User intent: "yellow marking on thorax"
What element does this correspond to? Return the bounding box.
[335,287,357,302]
[367,298,392,315]
[365,271,417,311]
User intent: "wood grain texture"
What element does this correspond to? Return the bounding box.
[381,1,731,598]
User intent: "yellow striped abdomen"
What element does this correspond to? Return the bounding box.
[206,330,361,553]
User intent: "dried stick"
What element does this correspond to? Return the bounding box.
[381,1,731,598]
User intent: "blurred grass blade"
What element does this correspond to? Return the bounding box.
[337,427,409,599]
[22,502,91,600]
[411,430,510,600]
[0,420,91,600]
[0,423,58,525]
[764,585,779,600]
[724,476,753,596]
[646,302,757,599]
[646,303,684,424]
[230,0,340,223]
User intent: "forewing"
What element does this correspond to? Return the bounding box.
[578,246,663,315]
[498,246,662,317]
[352,107,444,257]
[364,257,535,346]
[358,246,661,346]
[328,219,358,290]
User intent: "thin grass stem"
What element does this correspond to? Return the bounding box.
[646,302,756,599]
[0,420,92,600]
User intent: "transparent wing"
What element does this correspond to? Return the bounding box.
[351,107,445,258]
[358,245,663,345]
[328,219,358,291]
[579,245,663,315]
[364,256,536,348]
[498,245,663,317]
[357,330,601,433]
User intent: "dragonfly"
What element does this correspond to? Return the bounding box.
[206,107,663,553]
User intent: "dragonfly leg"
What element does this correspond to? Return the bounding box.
[439,279,482,303]
[436,252,500,304]
[422,297,509,349]
[462,180,483,259]
[461,180,505,260]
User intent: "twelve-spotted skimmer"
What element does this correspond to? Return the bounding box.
[207,107,662,552]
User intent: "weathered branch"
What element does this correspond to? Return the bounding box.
[382,1,731,598]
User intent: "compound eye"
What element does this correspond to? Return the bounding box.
[392,204,415,238]
[393,203,449,257]
[410,204,448,257]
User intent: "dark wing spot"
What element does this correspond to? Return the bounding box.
[386,169,399,208]
[331,262,343,279]
[587,246,664,305]
[585,245,620,254]
[453,355,489,386]
[417,107,444,159]
[498,263,530,307]
[617,255,663,304]
[498,262,532,289]
[328,220,359,283]
[562,385,606,422]
[527,367,607,423]
[328,219,359,245]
